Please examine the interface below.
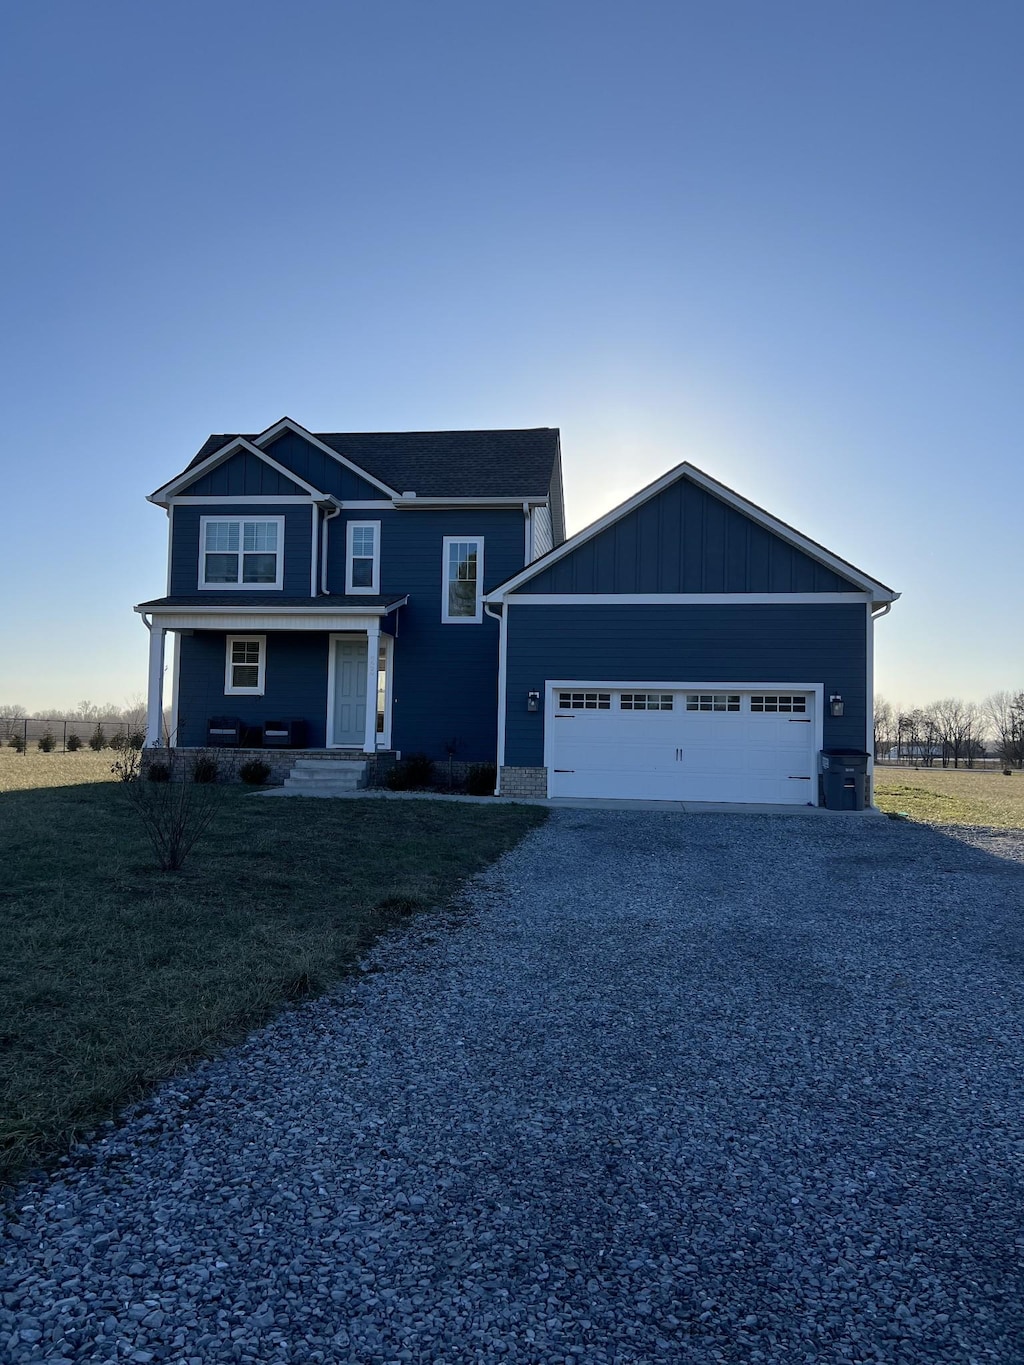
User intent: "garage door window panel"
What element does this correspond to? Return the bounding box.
[686,694,741,712]
[620,693,673,711]
[750,695,806,713]
[557,692,611,710]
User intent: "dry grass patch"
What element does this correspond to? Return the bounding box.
[0,748,118,793]
[874,766,1024,828]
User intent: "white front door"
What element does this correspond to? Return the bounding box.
[547,687,817,804]
[332,638,368,746]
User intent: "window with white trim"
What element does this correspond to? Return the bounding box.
[620,693,674,711]
[200,517,283,589]
[346,521,380,594]
[750,694,807,713]
[686,694,741,712]
[224,636,266,695]
[557,692,611,710]
[442,536,484,622]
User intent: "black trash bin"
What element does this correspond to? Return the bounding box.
[820,750,870,810]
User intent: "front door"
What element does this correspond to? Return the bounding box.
[332,638,368,746]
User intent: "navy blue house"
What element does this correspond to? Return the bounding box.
[137,417,898,804]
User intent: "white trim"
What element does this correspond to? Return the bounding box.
[310,505,319,599]
[326,630,378,748]
[441,535,484,624]
[487,462,899,603]
[253,418,401,498]
[542,680,824,804]
[345,520,381,595]
[224,635,266,695]
[363,624,381,753]
[394,496,550,508]
[495,605,509,781]
[168,495,317,506]
[378,632,395,751]
[335,500,398,509]
[139,611,396,633]
[523,503,532,565]
[499,592,872,606]
[145,621,166,747]
[150,436,328,504]
[866,601,874,780]
[165,505,174,595]
[168,631,181,747]
[198,515,285,591]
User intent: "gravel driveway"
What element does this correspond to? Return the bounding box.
[3,811,1023,1364]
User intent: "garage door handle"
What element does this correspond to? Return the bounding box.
[788,775,810,779]
[553,769,575,773]
[789,718,812,723]
[675,748,684,761]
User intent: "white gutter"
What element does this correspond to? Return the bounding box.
[484,601,507,795]
[320,501,342,594]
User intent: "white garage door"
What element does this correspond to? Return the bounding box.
[547,687,817,804]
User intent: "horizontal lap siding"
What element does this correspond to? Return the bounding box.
[504,603,867,766]
[521,479,859,593]
[323,508,524,762]
[176,633,330,747]
[171,504,312,597]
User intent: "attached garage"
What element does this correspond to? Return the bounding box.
[485,460,898,807]
[546,685,819,803]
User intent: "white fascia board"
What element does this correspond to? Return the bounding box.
[149,437,328,505]
[498,592,872,606]
[133,596,408,620]
[168,495,318,506]
[252,417,402,499]
[393,496,550,508]
[487,462,898,603]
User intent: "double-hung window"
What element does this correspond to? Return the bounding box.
[200,517,284,589]
[346,521,380,594]
[224,636,266,695]
[442,536,484,623]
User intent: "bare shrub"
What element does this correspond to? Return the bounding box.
[112,749,222,872]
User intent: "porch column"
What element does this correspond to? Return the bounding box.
[363,624,380,753]
[145,622,166,747]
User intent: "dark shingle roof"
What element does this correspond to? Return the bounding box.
[186,428,561,499]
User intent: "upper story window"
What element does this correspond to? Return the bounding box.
[346,521,380,594]
[442,536,484,623]
[200,517,284,590]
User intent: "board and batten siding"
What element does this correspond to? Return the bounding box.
[503,602,868,767]
[177,450,309,499]
[170,503,313,597]
[176,632,330,747]
[520,478,859,595]
[261,431,386,500]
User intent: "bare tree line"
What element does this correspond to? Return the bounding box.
[874,692,1024,769]
[0,697,148,745]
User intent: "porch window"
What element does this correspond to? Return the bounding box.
[225,636,266,695]
[200,517,284,589]
[442,536,484,623]
[346,521,380,594]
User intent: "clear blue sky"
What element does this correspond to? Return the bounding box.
[1,1,1020,714]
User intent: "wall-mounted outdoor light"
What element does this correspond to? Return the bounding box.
[527,691,540,713]
[829,694,845,718]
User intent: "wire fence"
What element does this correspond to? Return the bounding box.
[0,716,145,755]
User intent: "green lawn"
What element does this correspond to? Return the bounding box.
[0,747,119,792]
[874,765,1024,828]
[0,772,545,1183]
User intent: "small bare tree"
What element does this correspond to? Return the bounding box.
[873,696,896,761]
[0,704,26,745]
[112,748,222,872]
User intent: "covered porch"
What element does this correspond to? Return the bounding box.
[134,595,407,752]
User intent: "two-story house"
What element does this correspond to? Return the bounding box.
[137,417,898,804]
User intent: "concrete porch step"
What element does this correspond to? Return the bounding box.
[282,758,369,792]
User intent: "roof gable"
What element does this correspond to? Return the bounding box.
[176,448,309,498]
[489,463,897,601]
[150,437,327,504]
[178,421,561,501]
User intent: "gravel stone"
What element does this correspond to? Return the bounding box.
[2,811,1023,1363]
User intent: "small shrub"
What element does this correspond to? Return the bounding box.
[37,731,56,753]
[191,754,219,784]
[9,734,25,753]
[109,732,127,752]
[113,748,222,871]
[65,733,83,752]
[386,763,410,791]
[147,761,171,783]
[403,752,435,788]
[466,763,497,796]
[1004,768,1013,777]
[127,730,145,750]
[88,724,107,752]
[239,758,272,785]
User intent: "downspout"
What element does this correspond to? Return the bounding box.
[320,502,342,595]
